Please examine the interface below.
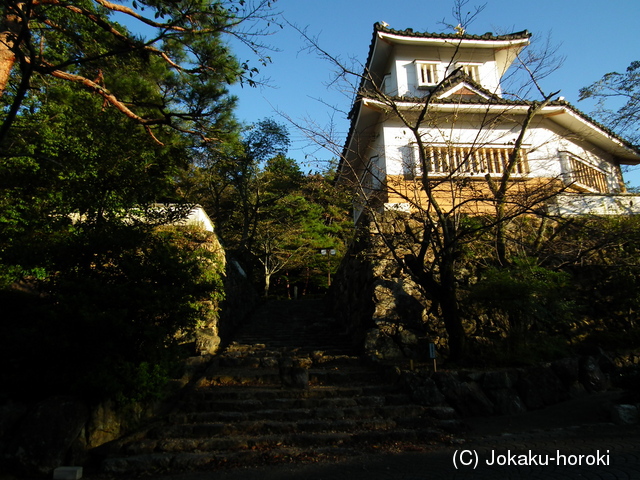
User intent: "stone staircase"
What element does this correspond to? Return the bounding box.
[101,298,458,475]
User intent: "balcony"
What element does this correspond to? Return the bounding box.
[408,145,529,177]
[563,153,609,193]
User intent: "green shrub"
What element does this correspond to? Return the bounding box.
[0,224,224,403]
[468,256,575,355]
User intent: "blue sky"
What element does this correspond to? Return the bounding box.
[228,0,640,185]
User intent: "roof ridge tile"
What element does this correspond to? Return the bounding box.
[374,22,531,41]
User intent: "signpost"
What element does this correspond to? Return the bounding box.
[428,342,437,372]
[320,248,336,286]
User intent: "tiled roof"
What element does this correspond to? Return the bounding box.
[374,22,531,42]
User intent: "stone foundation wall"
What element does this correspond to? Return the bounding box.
[394,352,620,417]
[330,221,447,359]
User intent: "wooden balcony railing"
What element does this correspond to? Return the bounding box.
[413,146,529,177]
[565,153,609,193]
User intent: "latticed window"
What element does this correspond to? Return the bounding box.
[458,63,481,82]
[408,145,529,177]
[417,62,439,86]
[565,153,609,193]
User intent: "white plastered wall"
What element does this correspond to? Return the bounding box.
[379,114,622,192]
[392,44,502,97]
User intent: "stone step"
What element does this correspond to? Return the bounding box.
[110,432,462,476]
[176,387,415,413]
[99,298,451,476]
[199,367,384,388]
[149,416,403,442]
[175,403,428,424]
[217,353,361,369]
[104,442,366,475]
[114,425,441,463]
[223,347,355,360]
[182,393,415,414]
[187,385,402,402]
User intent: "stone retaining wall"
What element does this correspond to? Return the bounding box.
[394,353,616,417]
[330,224,446,358]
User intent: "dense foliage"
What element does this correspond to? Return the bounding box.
[0,72,229,402]
[0,0,244,400]
[0,0,278,143]
[185,119,353,297]
[0,226,224,403]
[454,215,640,365]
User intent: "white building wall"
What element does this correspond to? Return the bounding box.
[549,194,640,216]
[379,116,622,192]
[527,119,622,192]
[392,45,502,97]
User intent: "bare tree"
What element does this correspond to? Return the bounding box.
[285,18,605,360]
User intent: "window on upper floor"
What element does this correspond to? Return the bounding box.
[416,62,439,87]
[458,63,481,83]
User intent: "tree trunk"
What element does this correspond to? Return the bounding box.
[404,249,466,362]
[438,247,465,361]
[0,3,24,96]
[264,270,271,297]
[0,35,16,95]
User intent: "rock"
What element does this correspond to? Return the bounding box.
[372,278,424,326]
[53,466,83,480]
[86,400,122,449]
[102,453,171,474]
[290,367,309,389]
[463,371,485,384]
[482,370,516,390]
[611,404,638,425]
[397,328,419,346]
[260,357,279,368]
[372,282,399,321]
[397,329,420,358]
[194,328,221,355]
[278,358,309,389]
[401,372,445,406]
[517,366,567,409]
[364,328,404,360]
[579,356,610,392]
[7,396,89,476]
[484,388,527,415]
[551,357,580,385]
[426,406,458,420]
[432,372,494,417]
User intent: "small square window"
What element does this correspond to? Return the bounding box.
[459,63,480,82]
[417,62,439,86]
